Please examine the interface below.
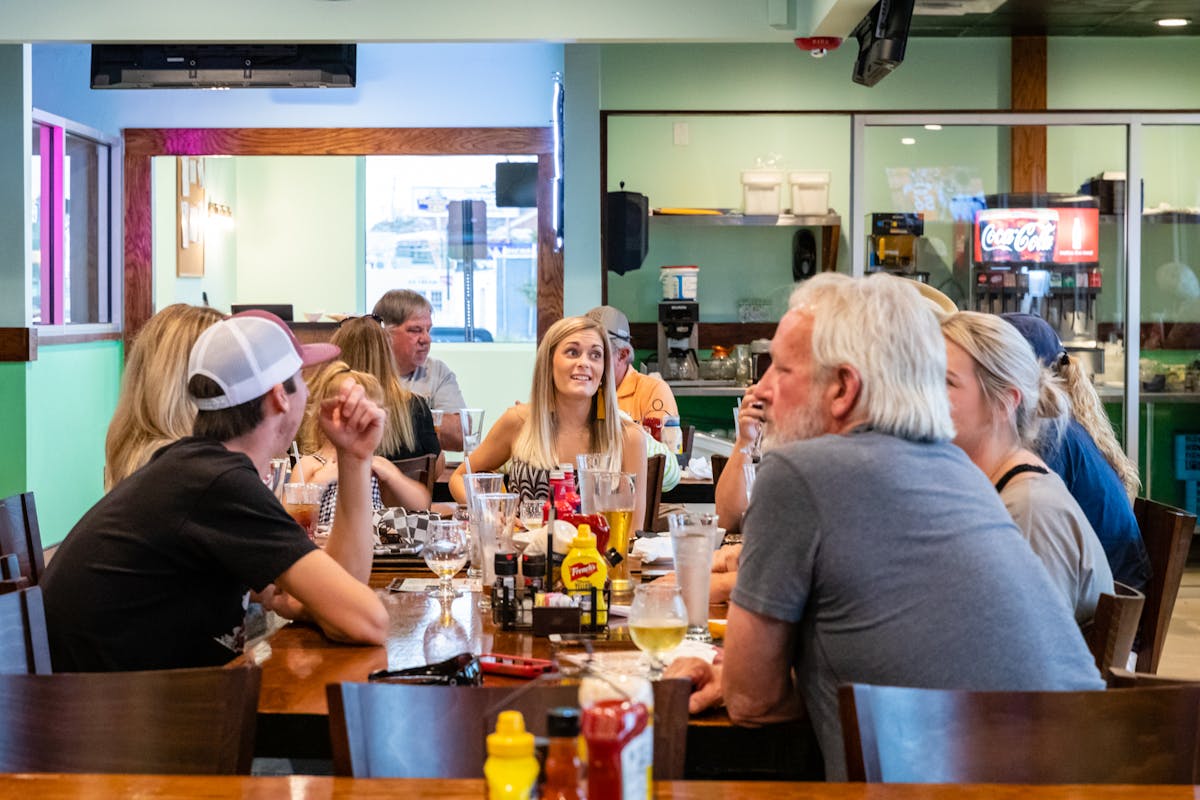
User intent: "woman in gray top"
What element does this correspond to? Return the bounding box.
[942,311,1113,624]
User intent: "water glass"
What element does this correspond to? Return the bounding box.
[668,513,715,642]
[264,457,290,499]
[575,453,612,515]
[462,472,505,580]
[474,492,519,608]
[430,408,445,434]
[459,408,485,454]
[743,461,757,506]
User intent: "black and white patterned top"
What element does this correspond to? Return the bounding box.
[505,457,551,502]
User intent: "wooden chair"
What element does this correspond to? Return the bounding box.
[391,453,438,497]
[0,492,45,587]
[1084,581,1144,678]
[1133,497,1197,673]
[710,454,729,488]
[679,423,695,467]
[0,665,261,774]
[0,585,51,674]
[642,453,666,532]
[839,682,1200,784]
[329,677,690,779]
[1107,666,1200,688]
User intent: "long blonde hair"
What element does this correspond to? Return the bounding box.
[941,311,1070,451]
[298,361,384,453]
[330,316,417,455]
[512,316,624,470]
[1057,354,1141,497]
[105,303,225,489]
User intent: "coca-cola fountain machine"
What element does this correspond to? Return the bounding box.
[969,193,1105,373]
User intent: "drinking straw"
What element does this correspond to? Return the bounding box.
[290,442,306,484]
[463,454,473,475]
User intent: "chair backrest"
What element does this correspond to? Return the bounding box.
[710,454,729,488]
[1107,667,1200,688]
[1133,497,1197,673]
[0,665,261,774]
[329,677,689,779]
[680,424,695,466]
[839,682,1200,784]
[0,493,45,586]
[642,453,666,532]
[1085,582,1144,678]
[0,586,51,674]
[392,453,438,497]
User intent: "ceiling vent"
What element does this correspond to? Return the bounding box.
[90,44,356,89]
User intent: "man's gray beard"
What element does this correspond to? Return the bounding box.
[761,397,829,452]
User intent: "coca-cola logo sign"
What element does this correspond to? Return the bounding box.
[974,207,1098,266]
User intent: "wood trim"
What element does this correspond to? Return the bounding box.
[1010,36,1047,194]
[123,127,559,347]
[36,330,123,346]
[0,328,36,362]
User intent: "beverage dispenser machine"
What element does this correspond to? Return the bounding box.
[970,193,1103,371]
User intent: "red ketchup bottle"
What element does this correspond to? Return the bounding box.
[580,674,653,800]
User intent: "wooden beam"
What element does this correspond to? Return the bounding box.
[0,328,36,362]
[1010,36,1047,194]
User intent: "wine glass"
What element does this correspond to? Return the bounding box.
[627,582,688,679]
[518,499,546,530]
[424,519,469,599]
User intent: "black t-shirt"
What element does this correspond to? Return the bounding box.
[41,437,316,672]
[380,394,442,462]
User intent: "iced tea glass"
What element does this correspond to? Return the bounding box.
[283,482,322,541]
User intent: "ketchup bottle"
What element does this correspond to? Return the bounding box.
[580,673,653,800]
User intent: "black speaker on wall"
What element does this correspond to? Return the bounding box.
[606,188,649,275]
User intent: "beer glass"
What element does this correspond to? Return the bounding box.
[589,470,637,602]
[462,472,505,580]
[474,492,519,609]
[668,512,714,642]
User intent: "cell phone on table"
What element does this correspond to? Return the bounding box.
[479,653,555,679]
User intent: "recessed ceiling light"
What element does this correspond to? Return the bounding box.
[924,124,943,131]
[901,137,916,145]
[1156,17,1189,27]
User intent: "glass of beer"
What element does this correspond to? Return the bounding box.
[589,470,637,602]
[628,582,687,679]
[283,482,322,541]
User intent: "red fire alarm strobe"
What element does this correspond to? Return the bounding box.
[794,37,843,58]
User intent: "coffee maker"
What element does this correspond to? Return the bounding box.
[657,301,700,382]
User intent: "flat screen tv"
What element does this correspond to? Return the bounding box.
[850,0,915,87]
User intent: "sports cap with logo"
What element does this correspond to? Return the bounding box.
[188,310,341,410]
[585,305,632,343]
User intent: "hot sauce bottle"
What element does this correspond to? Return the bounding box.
[542,707,586,800]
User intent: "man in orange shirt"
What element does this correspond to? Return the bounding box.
[585,305,678,425]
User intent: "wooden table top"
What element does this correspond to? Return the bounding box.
[1,775,1193,799]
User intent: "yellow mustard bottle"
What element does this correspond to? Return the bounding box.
[484,710,540,800]
[561,523,608,627]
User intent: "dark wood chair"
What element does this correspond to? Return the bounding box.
[391,453,438,498]
[0,585,51,675]
[1084,581,1144,678]
[643,453,666,532]
[0,665,261,774]
[678,423,695,468]
[710,454,729,488]
[1107,666,1200,688]
[1133,497,1196,673]
[839,682,1200,784]
[0,492,45,587]
[329,677,689,779]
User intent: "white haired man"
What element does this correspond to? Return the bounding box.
[666,273,1103,780]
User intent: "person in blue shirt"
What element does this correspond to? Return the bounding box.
[1001,313,1150,590]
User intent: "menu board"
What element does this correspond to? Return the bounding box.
[176,157,206,277]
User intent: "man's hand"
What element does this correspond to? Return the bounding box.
[664,656,724,714]
[320,378,385,461]
[735,384,766,452]
[712,544,742,573]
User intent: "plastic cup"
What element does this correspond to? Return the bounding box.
[474,492,519,608]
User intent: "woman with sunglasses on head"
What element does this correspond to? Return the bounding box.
[942,310,1113,625]
[448,316,647,525]
[330,315,442,471]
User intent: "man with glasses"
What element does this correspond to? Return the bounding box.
[373,289,467,450]
[585,305,678,427]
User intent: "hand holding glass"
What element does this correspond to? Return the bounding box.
[628,583,688,679]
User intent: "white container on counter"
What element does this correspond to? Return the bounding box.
[741,169,783,215]
[789,170,831,215]
[661,265,699,300]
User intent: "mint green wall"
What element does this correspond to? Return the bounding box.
[0,363,28,500]
[1048,39,1200,110]
[25,341,122,545]
[234,156,360,317]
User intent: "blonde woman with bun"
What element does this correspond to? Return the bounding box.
[297,361,430,526]
[104,303,224,490]
[448,315,647,525]
[942,310,1113,624]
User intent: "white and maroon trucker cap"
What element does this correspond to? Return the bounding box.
[187,310,340,410]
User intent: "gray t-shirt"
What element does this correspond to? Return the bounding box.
[732,430,1105,780]
[401,356,466,411]
[1000,469,1114,625]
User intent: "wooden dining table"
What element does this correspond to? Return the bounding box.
[0,775,1193,800]
[232,566,820,779]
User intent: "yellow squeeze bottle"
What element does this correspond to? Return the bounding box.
[561,523,608,626]
[484,710,540,800]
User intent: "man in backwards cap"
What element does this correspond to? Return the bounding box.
[43,311,389,671]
